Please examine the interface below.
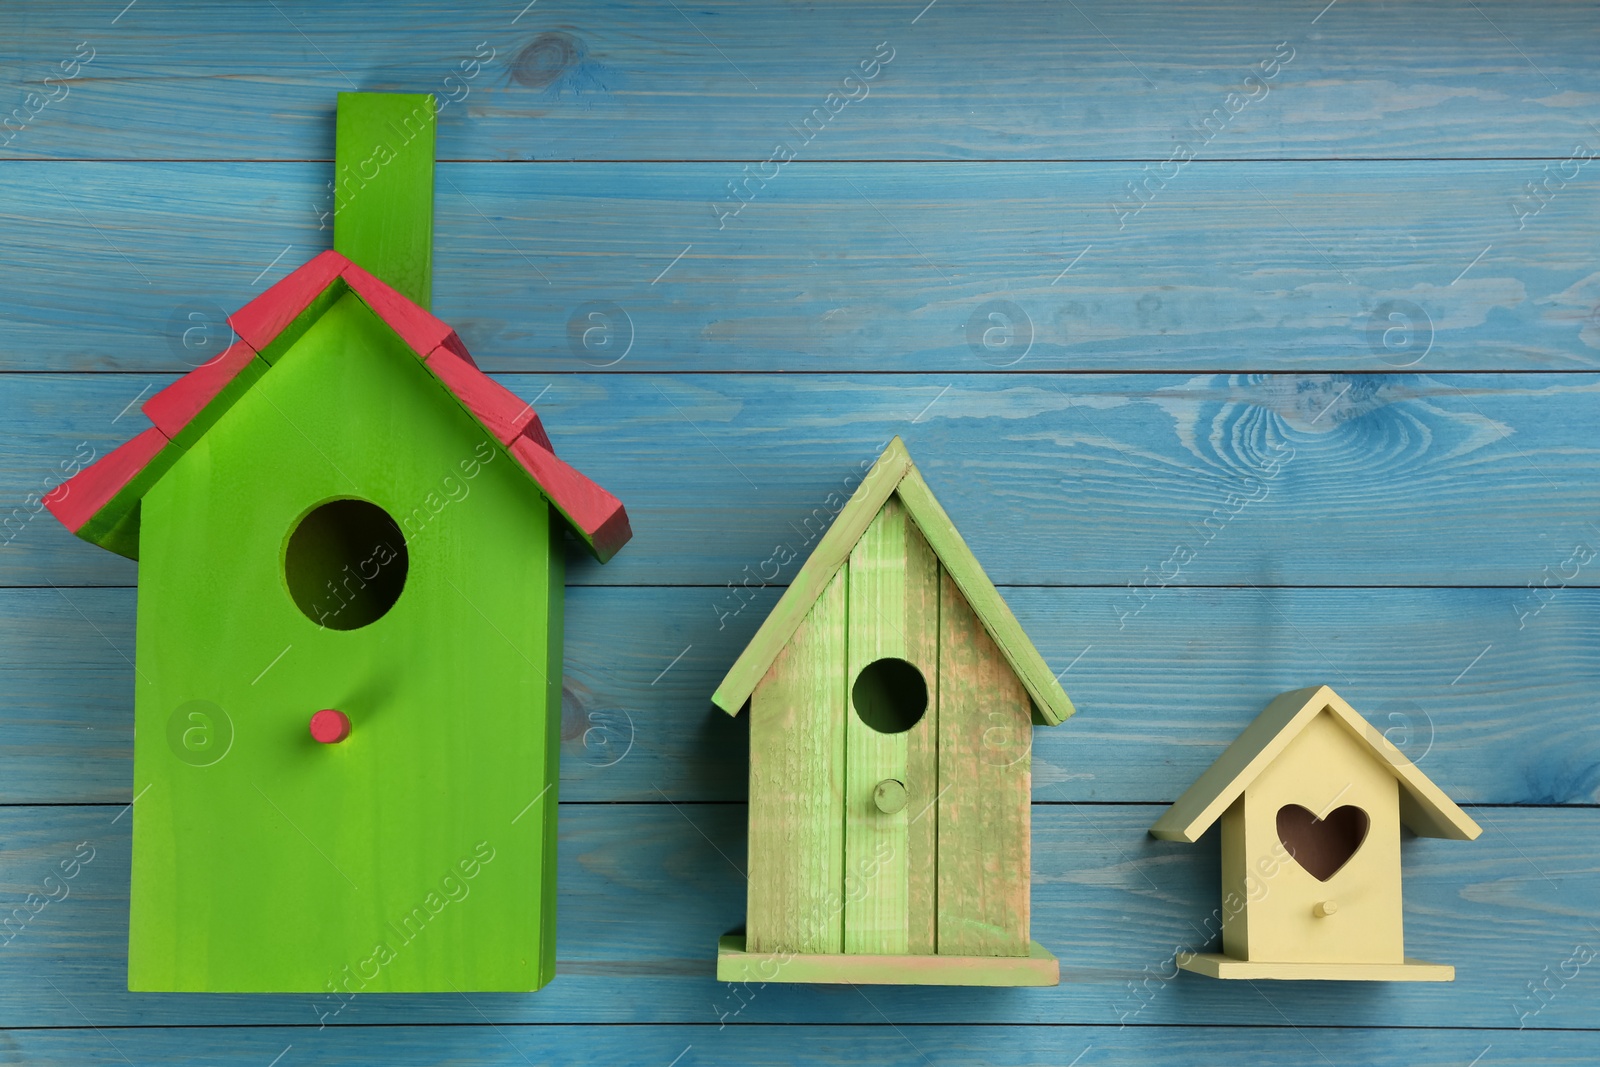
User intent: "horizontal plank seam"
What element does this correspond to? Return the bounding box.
[4,801,1592,810]
[0,1021,1595,1032]
[13,583,1600,592]
[4,156,1598,163]
[11,369,1600,377]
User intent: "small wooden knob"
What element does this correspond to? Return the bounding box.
[874,778,908,814]
[1313,900,1338,918]
[309,708,351,744]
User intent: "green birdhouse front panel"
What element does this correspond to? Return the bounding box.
[45,100,631,991]
[135,290,560,992]
[713,439,1073,986]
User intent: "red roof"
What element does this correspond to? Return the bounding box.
[46,249,630,562]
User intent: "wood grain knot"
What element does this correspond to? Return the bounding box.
[512,32,581,88]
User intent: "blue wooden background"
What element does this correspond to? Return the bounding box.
[4,1,1599,1063]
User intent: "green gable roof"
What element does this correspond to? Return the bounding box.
[712,437,1075,727]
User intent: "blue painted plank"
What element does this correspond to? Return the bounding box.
[0,1024,1590,1066]
[2,1,1597,161]
[5,587,1596,806]
[7,372,1600,588]
[3,161,1598,373]
[0,805,1593,1028]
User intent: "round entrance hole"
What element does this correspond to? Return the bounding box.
[284,499,408,630]
[851,657,928,734]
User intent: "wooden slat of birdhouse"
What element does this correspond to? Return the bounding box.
[935,569,1032,958]
[745,569,847,957]
[843,495,939,956]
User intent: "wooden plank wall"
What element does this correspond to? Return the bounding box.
[3,0,1598,1062]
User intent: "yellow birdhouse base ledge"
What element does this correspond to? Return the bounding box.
[716,935,1059,986]
[1178,953,1455,982]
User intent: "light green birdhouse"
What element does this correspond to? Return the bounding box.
[712,438,1073,986]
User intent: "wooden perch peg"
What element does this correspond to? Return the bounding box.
[309,708,352,744]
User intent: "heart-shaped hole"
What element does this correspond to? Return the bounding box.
[1276,804,1370,882]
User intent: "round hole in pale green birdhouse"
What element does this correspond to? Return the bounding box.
[851,657,928,734]
[284,499,408,630]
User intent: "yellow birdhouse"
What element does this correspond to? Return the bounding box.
[1149,685,1480,981]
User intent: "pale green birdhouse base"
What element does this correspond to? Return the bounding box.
[716,935,1059,987]
[1177,953,1454,981]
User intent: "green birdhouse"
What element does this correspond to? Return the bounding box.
[44,94,630,993]
[712,438,1073,986]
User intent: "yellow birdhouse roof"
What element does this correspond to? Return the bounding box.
[1149,685,1482,843]
[710,437,1075,727]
